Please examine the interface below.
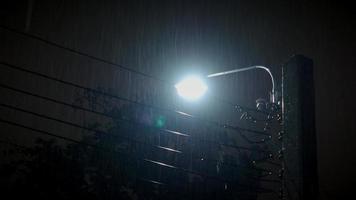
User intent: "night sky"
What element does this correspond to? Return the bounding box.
[1,1,356,199]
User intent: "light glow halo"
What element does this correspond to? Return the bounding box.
[175,75,208,101]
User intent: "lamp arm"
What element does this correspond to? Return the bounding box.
[207,66,276,102]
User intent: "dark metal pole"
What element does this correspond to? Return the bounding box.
[282,55,318,200]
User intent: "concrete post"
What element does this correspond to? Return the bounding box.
[282,55,318,200]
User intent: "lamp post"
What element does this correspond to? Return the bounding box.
[175,56,318,200]
[175,65,277,108]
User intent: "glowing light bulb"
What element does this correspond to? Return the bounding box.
[175,75,208,101]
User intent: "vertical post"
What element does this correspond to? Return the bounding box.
[282,55,318,200]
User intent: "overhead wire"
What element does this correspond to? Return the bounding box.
[0,102,273,174]
[0,118,276,194]
[0,60,270,137]
[0,25,270,115]
[0,24,282,195]
[0,83,271,154]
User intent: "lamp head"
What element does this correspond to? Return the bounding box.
[175,75,208,101]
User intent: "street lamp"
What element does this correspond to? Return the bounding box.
[175,66,276,104]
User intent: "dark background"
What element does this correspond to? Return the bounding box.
[1,1,355,199]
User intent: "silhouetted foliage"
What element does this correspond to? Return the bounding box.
[0,89,263,200]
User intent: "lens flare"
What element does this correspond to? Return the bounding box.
[155,115,166,128]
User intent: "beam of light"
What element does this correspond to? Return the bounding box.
[175,75,208,101]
